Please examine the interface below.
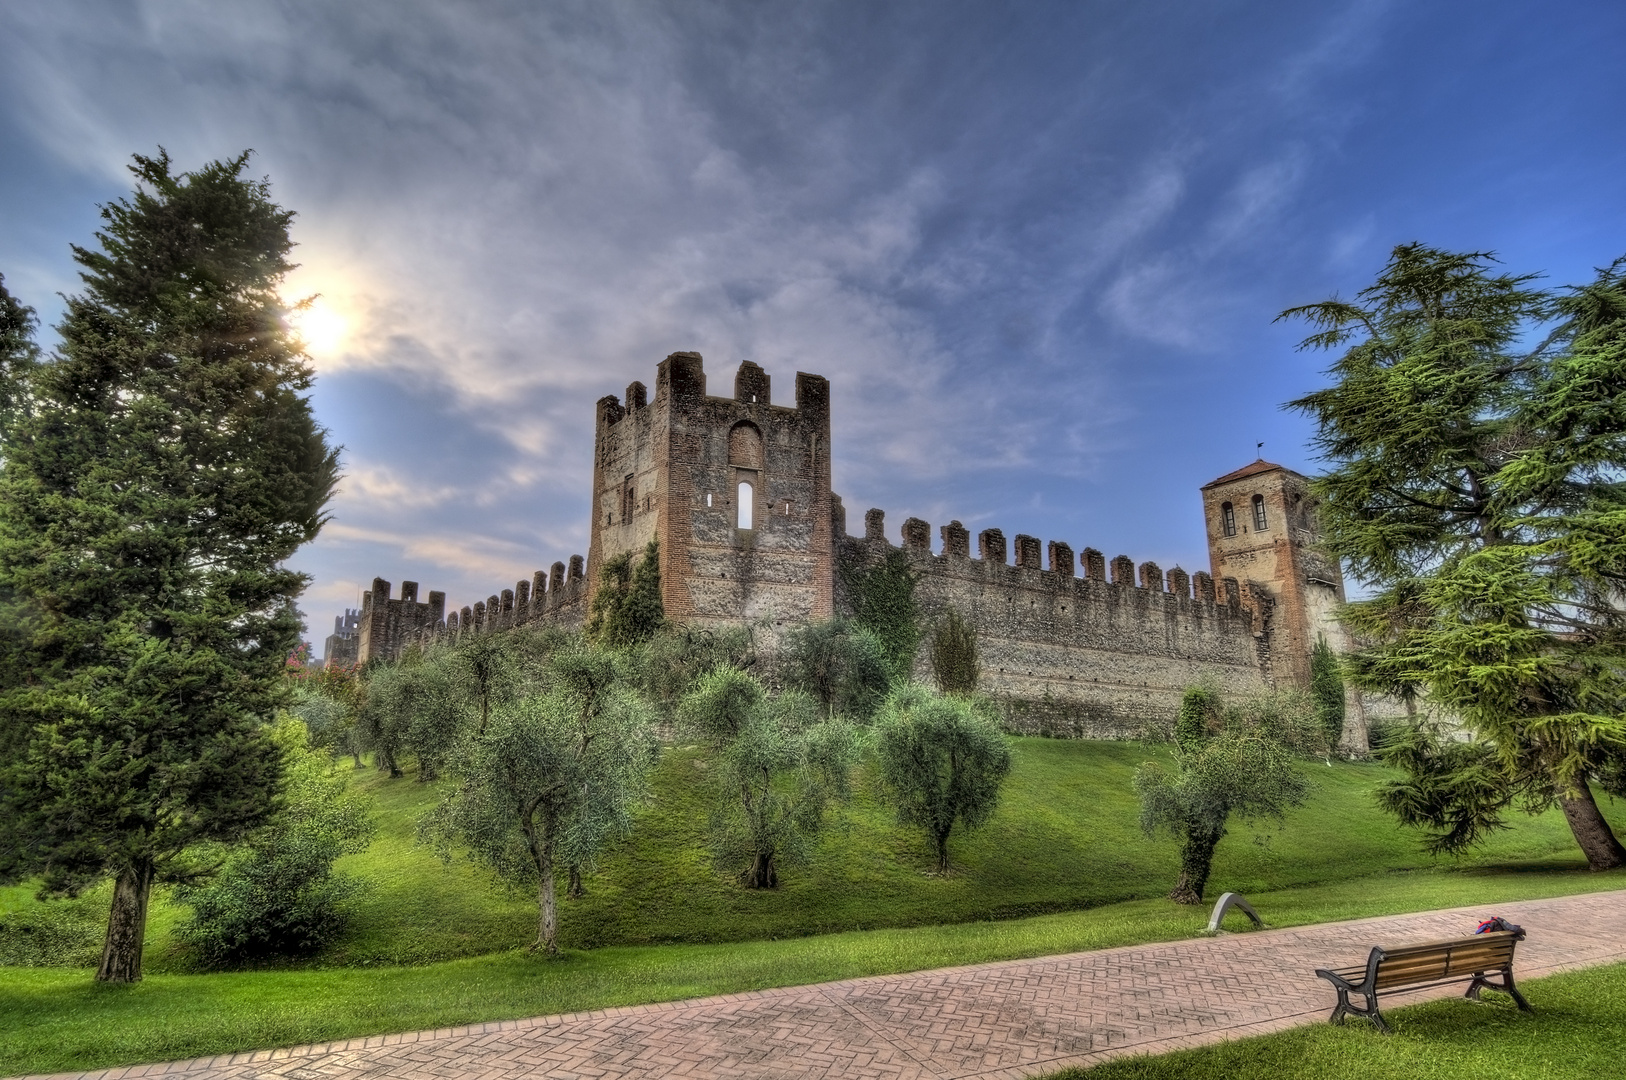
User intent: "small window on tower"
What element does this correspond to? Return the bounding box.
[706,492,713,508]
[1252,494,1267,531]
[737,481,753,530]
[1221,502,1236,537]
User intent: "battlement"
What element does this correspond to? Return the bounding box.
[354,553,591,663]
[594,352,831,430]
[848,508,1243,617]
[835,506,1275,736]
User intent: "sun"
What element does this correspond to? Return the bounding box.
[289,298,348,357]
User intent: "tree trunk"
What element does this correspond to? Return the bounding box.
[535,855,558,954]
[1169,825,1223,905]
[934,828,952,875]
[97,860,154,983]
[742,849,778,889]
[1559,784,1626,871]
[568,865,584,899]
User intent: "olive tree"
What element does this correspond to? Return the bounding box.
[679,666,860,888]
[872,684,1011,873]
[1135,686,1312,904]
[422,642,655,954]
[779,618,893,722]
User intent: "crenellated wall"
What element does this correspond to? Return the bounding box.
[355,555,591,663]
[345,351,1358,740]
[836,510,1275,737]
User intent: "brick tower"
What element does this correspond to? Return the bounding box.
[1200,460,1352,690]
[586,352,834,637]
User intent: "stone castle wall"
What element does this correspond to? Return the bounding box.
[351,352,1356,741]
[835,510,1274,737]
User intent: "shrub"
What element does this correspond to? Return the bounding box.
[174,719,374,967]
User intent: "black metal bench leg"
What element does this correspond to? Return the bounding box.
[1503,969,1532,1012]
[1365,991,1392,1035]
[1328,987,1349,1025]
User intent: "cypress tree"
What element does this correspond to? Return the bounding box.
[1309,637,1346,747]
[930,608,979,696]
[0,151,339,981]
[585,539,665,649]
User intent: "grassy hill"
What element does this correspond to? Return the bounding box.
[6,736,1617,973]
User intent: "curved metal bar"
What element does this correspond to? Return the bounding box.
[1206,891,1264,933]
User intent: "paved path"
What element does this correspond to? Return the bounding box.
[33,889,1626,1080]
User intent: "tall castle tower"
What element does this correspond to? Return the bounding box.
[586,352,834,634]
[1200,460,1351,690]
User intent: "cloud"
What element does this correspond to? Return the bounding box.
[0,0,1422,616]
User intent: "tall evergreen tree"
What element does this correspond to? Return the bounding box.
[0,151,340,981]
[1283,244,1626,870]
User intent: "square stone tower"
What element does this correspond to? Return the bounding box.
[1200,460,1350,689]
[586,351,834,632]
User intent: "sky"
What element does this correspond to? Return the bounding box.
[2,1,1624,647]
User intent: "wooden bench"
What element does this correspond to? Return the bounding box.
[1314,927,1531,1033]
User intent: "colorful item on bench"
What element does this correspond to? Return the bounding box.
[1476,916,1525,939]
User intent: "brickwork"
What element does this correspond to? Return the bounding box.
[591,353,833,644]
[51,889,1626,1080]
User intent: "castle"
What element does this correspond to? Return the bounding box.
[343,351,1365,745]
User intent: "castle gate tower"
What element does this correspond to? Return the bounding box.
[587,352,834,635]
[1200,460,1352,690]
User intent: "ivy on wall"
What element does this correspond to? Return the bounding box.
[586,539,665,648]
[841,549,921,682]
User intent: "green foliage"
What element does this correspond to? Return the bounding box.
[585,539,665,648]
[679,667,860,888]
[174,719,374,967]
[873,685,1013,872]
[1136,688,1313,903]
[1284,244,1626,870]
[288,663,367,766]
[930,608,980,695]
[422,641,656,953]
[780,618,893,721]
[0,272,39,432]
[1176,686,1221,751]
[0,151,339,982]
[1310,637,1346,745]
[634,623,757,721]
[842,549,922,681]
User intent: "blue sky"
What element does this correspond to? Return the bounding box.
[2,1,1623,643]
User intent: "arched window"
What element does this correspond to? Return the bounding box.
[1252,494,1267,531]
[737,480,753,530]
[1221,502,1236,537]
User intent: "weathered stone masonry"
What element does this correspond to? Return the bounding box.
[837,514,1276,738]
[354,351,1356,736]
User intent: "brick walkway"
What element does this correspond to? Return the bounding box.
[31,889,1626,1080]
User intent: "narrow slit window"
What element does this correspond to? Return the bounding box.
[737,481,753,530]
[1221,502,1236,537]
[705,492,712,508]
[1252,494,1267,531]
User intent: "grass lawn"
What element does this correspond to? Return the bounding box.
[3,871,1624,1077]
[3,737,1624,1075]
[8,738,1614,971]
[1057,960,1626,1079]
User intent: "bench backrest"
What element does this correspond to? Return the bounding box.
[1371,931,1518,990]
